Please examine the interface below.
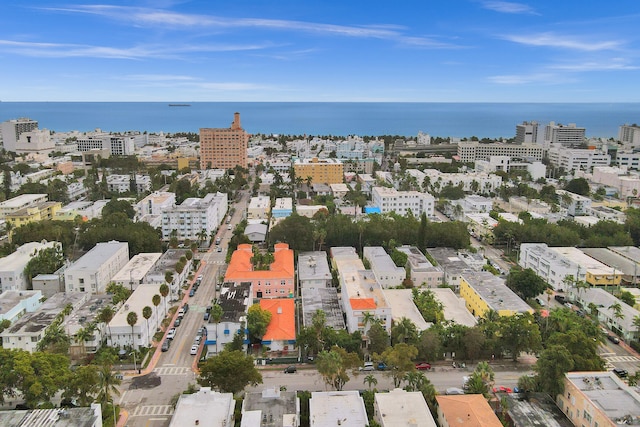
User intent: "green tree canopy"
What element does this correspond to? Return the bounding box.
[507,268,549,301]
[247,304,273,342]
[564,178,590,196]
[24,245,65,286]
[198,350,262,394]
[102,199,135,219]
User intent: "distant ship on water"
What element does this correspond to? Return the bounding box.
[168,103,191,107]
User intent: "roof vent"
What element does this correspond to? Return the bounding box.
[277,307,283,314]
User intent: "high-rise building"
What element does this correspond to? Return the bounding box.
[0,118,40,152]
[515,121,540,144]
[200,112,249,170]
[544,121,586,146]
[619,124,640,147]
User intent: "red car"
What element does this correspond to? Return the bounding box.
[415,362,431,371]
[492,386,513,393]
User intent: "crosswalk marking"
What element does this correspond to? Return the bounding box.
[603,355,640,363]
[154,366,192,376]
[130,405,174,417]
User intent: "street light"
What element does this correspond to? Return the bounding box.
[130,351,137,374]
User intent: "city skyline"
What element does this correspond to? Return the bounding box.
[1,1,639,102]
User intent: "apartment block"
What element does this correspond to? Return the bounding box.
[0,290,43,323]
[0,117,39,152]
[372,186,435,218]
[205,282,251,356]
[544,122,586,146]
[619,124,640,147]
[161,192,228,241]
[136,191,176,218]
[4,201,61,227]
[515,121,541,144]
[396,246,442,288]
[293,157,344,185]
[556,190,592,216]
[111,252,162,291]
[436,394,502,427]
[374,388,436,427]
[571,288,638,341]
[170,388,235,427]
[0,241,60,292]
[200,112,249,170]
[457,141,543,163]
[64,241,129,293]
[460,271,532,318]
[309,391,368,427]
[247,195,271,221]
[224,243,295,299]
[0,193,48,219]
[559,372,640,427]
[547,146,610,171]
[363,246,406,288]
[298,251,332,290]
[105,174,152,193]
[242,389,299,427]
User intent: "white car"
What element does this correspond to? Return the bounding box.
[166,328,176,340]
[190,345,199,355]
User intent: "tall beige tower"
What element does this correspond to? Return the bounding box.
[200,112,249,170]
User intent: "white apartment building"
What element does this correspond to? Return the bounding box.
[170,388,235,427]
[0,118,39,152]
[67,294,113,358]
[111,253,162,291]
[592,166,640,199]
[331,247,391,335]
[371,186,435,218]
[544,122,586,146]
[417,131,432,145]
[161,192,228,241]
[407,169,503,195]
[0,193,48,219]
[1,292,88,353]
[104,174,152,193]
[457,141,544,163]
[374,389,436,427]
[330,183,349,199]
[144,248,192,300]
[309,391,368,427]
[0,241,60,292]
[136,191,176,219]
[556,189,592,216]
[15,128,55,153]
[616,150,640,170]
[64,241,130,293]
[205,282,251,356]
[519,243,584,291]
[108,283,167,350]
[396,246,442,288]
[515,121,541,144]
[474,156,547,181]
[619,124,640,148]
[572,288,638,341]
[547,145,610,172]
[247,196,271,221]
[362,246,406,289]
[298,251,332,290]
[76,133,140,155]
[0,290,43,323]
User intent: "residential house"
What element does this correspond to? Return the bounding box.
[260,298,296,358]
[309,391,368,427]
[0,290,42,323]
[375,389,436,427]
[436,394,502,427]
[205,282,251,356]
[0,241,61,292]
[298,252,332,291]
[169,388,235,427]
[363,246,406,289]
[242,388,299,427]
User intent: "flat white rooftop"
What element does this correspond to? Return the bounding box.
[309,391,368,427]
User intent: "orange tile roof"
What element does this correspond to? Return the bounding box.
[435,395,502,427]
[224,243,294,281]
[350,298,377,310]
[260,298,296,341]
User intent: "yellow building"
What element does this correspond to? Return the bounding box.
[559,372,640,426]
[200,112,249,170]
[459,271,533,318]
[5,201,62,227]
[293,158,344,185]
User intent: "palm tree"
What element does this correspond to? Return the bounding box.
[159,283,169,316]
[609,302,625,331]
[126,311,138,349]
[209,304,224,353]
[142,306,152,344]
[152,294,161,331]
[99,306,115,346]
[633,315,640,340]
[97,363,122,409]
[391,317,418,346]
[363,374,378,390]
[404,371,427,392]
[74,326,92,358]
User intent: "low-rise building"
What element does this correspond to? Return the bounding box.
[242,388,299,427]
[104,174,152,194]
[67,294,113,359]
[436,394,502,427]
[225,243,295,300]
[245,223,268,243]
[500,392,573,427]
[272,198,293,219]
[144,248,192,301]
[396,246,442,288]
[571,287,638,341]
[552,246,621,287]
[136,191,176,219]
[0,193,48,220]
[363,246,406,289]
[0,290,42,323]
[205,282,251,356]
[371,187,435,218]
[169,387,235,427]
[558,372,640,427]
[247,196,271,221]
[0,241,61,292]
[111,253,163,291]
[298,252,332,290]
[309,391,368,427]
[431,288,478,327]
[382,289,430,331]
[64,241,129,294]
[374,388,436,427]
[0,404,103,426]
[330,183,349,199]
[5,201,61,227]
[556,190,592,216]
[426,248,476,292]
[460,271,532,318]
[1,292,88,352]
[260,298,296,357]
[31,273,65,298]
[108,283,167,350]
[161,192,228,242]
[301,287,345,330]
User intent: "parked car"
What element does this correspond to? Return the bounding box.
[177,308,185,318]
[203,312,210,321]
[174,318,181,327]
[415,362,432,371]
[217,246,223,252]
[194,336,201,346]
[161,340,171,352]
[190,345,199,355]
[360,362,375,371]
[377,362,387,371]
[613,368,629,378]
[166,328,176,340]
[445,387,465,395]
[608,335,621,344]
[189,288,195,297]
[284,365,297,373]
[554,294,566,303]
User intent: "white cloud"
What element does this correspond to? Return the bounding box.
[501,32,621,51]
[550,58,639,71]
[481,1,538,15]
[487,73,563,85]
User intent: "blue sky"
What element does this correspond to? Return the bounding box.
[1,1,639,102]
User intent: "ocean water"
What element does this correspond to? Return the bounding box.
[1,102,639,139]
